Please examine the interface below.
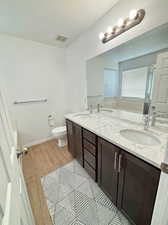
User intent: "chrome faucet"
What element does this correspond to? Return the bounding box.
[143,105,168,129]
[150,106,157,126]
[97,104,101,113]
[89,104,93,114]
[151,110,168,126]
[143,114,150,131]
[143,106,156,130]
[142,102,168,130]
[143,94,151,130]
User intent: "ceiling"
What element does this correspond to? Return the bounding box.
[0,0,119,47]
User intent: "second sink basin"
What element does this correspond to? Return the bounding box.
[120,129,161,146]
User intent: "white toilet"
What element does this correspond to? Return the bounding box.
[51,126,67,147]
[48,115,67,147]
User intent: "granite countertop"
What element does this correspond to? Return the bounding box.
[65,109,168,169]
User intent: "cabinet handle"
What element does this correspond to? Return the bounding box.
[114,152,118,170]
[118,154,122,173]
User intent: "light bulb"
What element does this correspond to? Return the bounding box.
[117,18,124,27]
[107,26,112,35]
[99,32,105,40]
[129,9,138,20]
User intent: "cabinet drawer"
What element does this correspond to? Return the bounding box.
[84,161,96,180]
[83,129,96,145]
[83,139,96,155]
[84,149,96,169]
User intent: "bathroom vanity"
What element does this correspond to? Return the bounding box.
[65,110,167,225]
[65,23,168,225]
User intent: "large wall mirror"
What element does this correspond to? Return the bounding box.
[86,23,168,115]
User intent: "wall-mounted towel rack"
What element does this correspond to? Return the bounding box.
[13,98,47,105]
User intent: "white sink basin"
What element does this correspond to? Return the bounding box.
[74,113,90,118]
[120,129,161,146]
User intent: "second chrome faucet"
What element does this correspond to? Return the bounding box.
[88,104,101,114]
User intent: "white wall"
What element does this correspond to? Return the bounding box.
[86,53,119,108]
[87,54,118,97]
[65,0,168,113]
[0,34,66,146]
[86,56,104,97]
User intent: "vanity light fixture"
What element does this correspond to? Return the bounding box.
[107,26,113,35]
[99,32,105,40]
[117,18,124,27]
[129,9,138,20]
[99,9,145,43]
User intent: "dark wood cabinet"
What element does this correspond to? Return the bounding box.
[98,137,120,205]
[83,128,97,181]
[84,148,96,169]
[84,160,96,180]
[73,123,83,166]
[66,119,161,225]
[66,120,83,165]
[83,129,96,144]
[117,150,160,225]
[66,120,75,157]
[98,137,160,225]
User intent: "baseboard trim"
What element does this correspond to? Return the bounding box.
[24,136,55,148]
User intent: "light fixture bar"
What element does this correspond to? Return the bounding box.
[100,9,145,44]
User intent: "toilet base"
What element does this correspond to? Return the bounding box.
[57,137,67,147]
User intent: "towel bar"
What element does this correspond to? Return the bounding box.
[14,99,47,104]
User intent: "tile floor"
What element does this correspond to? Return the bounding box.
[41,160,131,225]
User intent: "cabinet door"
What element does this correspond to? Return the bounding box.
[98,138,119,205]
[66,120,75,157]
[118,151,160,225]
[73,123,83,166]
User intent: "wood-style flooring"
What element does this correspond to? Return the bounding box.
[22,139,73,225]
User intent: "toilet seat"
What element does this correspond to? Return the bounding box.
[52,126,66,137]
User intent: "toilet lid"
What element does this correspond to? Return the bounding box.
[52,126,66,133]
